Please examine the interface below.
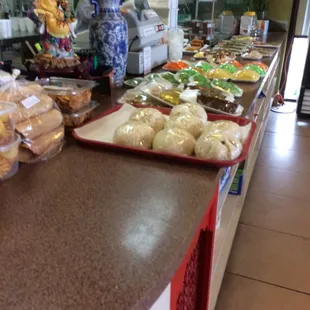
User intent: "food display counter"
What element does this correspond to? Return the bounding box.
[0,33,286,310]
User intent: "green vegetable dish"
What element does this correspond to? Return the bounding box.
[145,73,161,81]
[124,77,146,87]
[160,72,179,85]
[194,62,214,72]
[175,72,191,84]
[211,79,244,98]
[244,64,266,77]
[219,63,239,74]
[192,75,212,88]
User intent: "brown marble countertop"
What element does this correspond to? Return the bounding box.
[0,33,286,310]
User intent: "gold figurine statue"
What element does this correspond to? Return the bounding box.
[32,0,80,68]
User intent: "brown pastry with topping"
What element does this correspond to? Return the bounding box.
[197,89,239,114]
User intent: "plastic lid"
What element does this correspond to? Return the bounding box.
[0,133,21,152]
[244,11,256,16]
[0,101,17,117]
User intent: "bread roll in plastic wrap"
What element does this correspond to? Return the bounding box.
[114,121,155,149]
[153,128,195,156]
[130,108,166,133]
[166,114,205,139]
[195,134,242,160]
[170,103,207,124]
[0,80,65,163]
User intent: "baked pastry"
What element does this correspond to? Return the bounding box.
[114,121,155,149]
[166,114,205,139]
[130,108,166,133]
[170,103,207,124]
[153,128,195,156]
[19,126,65,162]
[195,133,242,160]
[16,109,63,140]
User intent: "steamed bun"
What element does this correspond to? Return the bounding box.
[170,103,207,124]
[153,128,195,156]
[114,121,155,149]
[166,114,205,138]
[130,108,166,133]
[203,120,251,143]
[195,133,242,160]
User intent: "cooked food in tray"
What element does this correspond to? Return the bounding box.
[244,64,266,77]
[231,69,260,83]
[241,50,263,60]
[211,79,243,97]
[197,89,240,114]
[108,105,251,161]
[162,61,189,72]
[207,68,232,80]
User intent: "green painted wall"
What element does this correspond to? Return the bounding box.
[268,0,293,23]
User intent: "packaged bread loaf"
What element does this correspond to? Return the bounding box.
[0,80,65,163]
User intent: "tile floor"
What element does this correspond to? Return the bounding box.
[216,105,310,309]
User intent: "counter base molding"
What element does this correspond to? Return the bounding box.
[170,187,219,310]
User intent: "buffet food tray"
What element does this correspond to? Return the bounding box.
[73,105,256,168]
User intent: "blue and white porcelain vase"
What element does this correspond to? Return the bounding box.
[90,0,128,87]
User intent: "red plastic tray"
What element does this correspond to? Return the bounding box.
[72,105,257,168]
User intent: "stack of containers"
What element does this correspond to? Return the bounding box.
[36,78,99,129]
[0,101,21,181]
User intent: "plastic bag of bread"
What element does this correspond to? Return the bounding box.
[0,80,65,163]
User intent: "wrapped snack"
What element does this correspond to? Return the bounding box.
[219,62,239,74]
[0,134,21,181]
[166,113,205,138]
[130,108,166,133]
[63,101,100,128]
[231,69,260,82]
[211,79,243,97]
[242,50,263,60]
[244,64,266,77]
[0,101,16,146]
[159,89,182,106]
[141,78,173,97]
[203,120,252,143]
[124,77,146,88]
[0,80,65,163]
[153,128,195,156]
[248,61,269,71]
[189,75,212,89]
[145,74,161,82]
[37,77,97,113]
[197,89,239,114]
[19,126,65,163]
[178,68,200,77]
[195,133,242,160]
[207,68,232,80]
[114,121,155,149]
[162,61,189,71]
[160,72,179,85]
[220,60,243,69]
[16,109,63,140]
[194,62,214,72]
[175,72,191,84]
[170,103,207,124]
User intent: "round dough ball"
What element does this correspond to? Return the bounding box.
[170,103,207,124]
[114,121,155,149]
[153,128,195,156]
[130,108,166,133]
[203,120,242,140]
[166,114,204,138]
[195,134,242,160]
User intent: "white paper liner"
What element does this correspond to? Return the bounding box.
[74,104,170,143]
